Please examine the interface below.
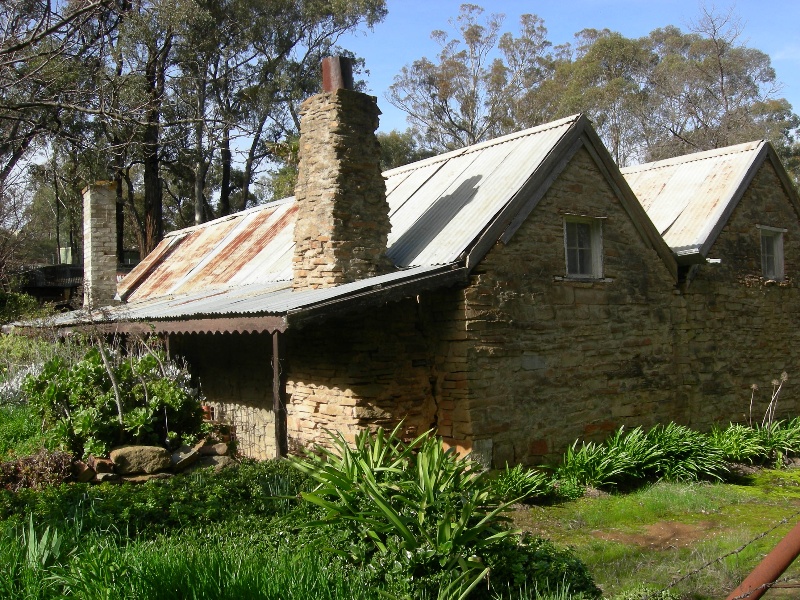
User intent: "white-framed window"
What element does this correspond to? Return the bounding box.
[564,217,603,279]
[758,225,786,281]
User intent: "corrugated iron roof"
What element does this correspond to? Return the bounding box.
[45,264,467,333]
[621,141,765,257]
[117,115,581,311]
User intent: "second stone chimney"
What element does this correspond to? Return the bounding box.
[292,56,393,290]
[83,182,118,308]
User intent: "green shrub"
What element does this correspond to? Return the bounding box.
[292,426,600,598]
[756,417,800,466]
[555,439,625,490]
[0,459,309,538]
[22,340,204,458]
[603,426,663,486]
[645,423,726,482]
[492,463,551,503]
[484,534,600,599]
[292,426,509,596]
[710,423,765,464]
[0,292,40,324]
[0,405,49,459]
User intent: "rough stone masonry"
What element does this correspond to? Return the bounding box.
[83,182,118,307]
[292,84,393,289]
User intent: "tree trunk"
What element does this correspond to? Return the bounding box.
[219,125,232,216]
[115,171,124,263]
[194,78,208,225]
[142,118,162,255]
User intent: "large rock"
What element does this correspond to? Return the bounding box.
[110,445,171,475]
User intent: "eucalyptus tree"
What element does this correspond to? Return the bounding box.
[0,0,115,205]
[390,4,798,178]
[387,3,555,152]
[103,0,388,252]
[640,8,798,162]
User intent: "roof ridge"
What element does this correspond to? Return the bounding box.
[383,114,582,177]
[621,140,765,174]
[164,197,295,238]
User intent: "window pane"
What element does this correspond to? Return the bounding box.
[565,222,577,248]
[761,232,780,279]
[567,248,579,274]
[576,222,591,249]
[578,247,592,274]
[566,221,594,276]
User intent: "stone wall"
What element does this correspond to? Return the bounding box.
[83,182,118,307]
[171,333,275,460]
[285,299,437,449]
[426,146,681,466]
[678,160,800,426]
[168,151,800,467]
[293,88,393,289]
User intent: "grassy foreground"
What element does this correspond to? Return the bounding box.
[512,469,800,598]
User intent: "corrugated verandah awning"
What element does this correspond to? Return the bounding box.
[18,264,469,335]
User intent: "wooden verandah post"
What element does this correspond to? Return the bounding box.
[272,331,288,458]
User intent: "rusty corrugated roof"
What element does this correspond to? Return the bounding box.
[23,112,683,334]
[118,115,581,307]
[44,264,468,334]
[621,141,766,259]
[119,199,296,302]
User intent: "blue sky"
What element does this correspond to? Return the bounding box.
[338,0,800,134]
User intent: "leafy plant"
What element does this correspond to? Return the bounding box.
[21,338,204,458]
[645,423,726,482]
[492,463,551,503]
[292,426,600,598]
[755,417,800,467]
[555,439,626,490]
[292,426,511,596]
[710,423,765,464]
[603,426,663,485]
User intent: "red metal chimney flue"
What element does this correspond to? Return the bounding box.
[322,56,354,92]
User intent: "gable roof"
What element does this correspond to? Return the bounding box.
[621,140,800,264]
[41,114,676,335]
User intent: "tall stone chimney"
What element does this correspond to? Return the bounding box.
[83,182,118,307]
[292,56,393,290]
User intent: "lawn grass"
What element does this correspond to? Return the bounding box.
[512,472,800,599]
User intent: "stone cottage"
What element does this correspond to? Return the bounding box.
[622,142,800,428]
[42,62,800,467]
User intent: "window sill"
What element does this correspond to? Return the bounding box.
[553,276,614,284]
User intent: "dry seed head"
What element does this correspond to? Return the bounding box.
[781,372,789,382]
[772,379,780,386]
[751,384,759,391]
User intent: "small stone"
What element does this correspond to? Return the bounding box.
[171,445,200,471]
[72,460,95,483]
[199,443,229,456]
[87,455,114,473]
[185,455,237,474]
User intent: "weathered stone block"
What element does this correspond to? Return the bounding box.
[110,445,171,475]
